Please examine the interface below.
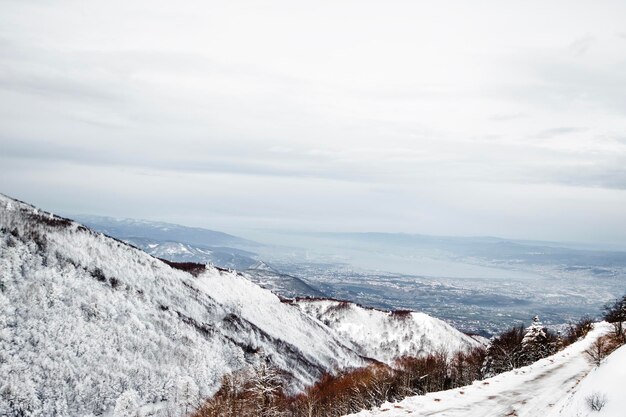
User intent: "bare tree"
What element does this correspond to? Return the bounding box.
[585,337,616,366]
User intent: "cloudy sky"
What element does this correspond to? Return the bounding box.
[1,0,626,245]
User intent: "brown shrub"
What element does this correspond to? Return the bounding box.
[390,310,413,319]
[585,334,622,366]
[159,258,206,277]
[194,347,486,417]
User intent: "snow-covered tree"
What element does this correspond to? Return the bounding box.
[0,377,42,417]
[175,376,200,416]
[519,316,556,365]
[522,316,546,344]
[113,390,139,417]
[247,361,284,417]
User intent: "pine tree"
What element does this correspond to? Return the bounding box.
[519,316,554,365]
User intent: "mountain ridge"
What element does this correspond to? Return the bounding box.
[0,193,477,417]
[0,194,365,416]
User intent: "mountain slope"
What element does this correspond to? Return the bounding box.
[0,195,364,416]
[346,322,613,417]
[550,342,626,417]
[293,299,482,364]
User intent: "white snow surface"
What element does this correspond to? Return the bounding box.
[552,342,626,417]
[0,194,365,416]
[346,322,615,417]
[294,299,481,364]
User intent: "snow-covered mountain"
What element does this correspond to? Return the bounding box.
[0,195,365,416]
[124,239,325,298]
[346,322,617,417]
[292,299,482,364]
[124,236,259,270]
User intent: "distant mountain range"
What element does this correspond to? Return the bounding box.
[71,214,259,248]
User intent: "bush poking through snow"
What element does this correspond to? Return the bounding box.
[585,392,607,412]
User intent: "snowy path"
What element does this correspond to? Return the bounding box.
[347,322,612,417]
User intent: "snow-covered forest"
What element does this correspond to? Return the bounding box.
[0,195,369,416]
[0,195,481,416]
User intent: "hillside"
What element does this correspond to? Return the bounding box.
[552,343,626,416]
[346,322,614,417]
[0,195,365,416]
[293,299,482,364]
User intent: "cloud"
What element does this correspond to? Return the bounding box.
[531,127,588,139]
[2,0,626,244]
[488,113,528,122]
[569,35,596,56]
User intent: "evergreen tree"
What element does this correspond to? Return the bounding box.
[519,316,555,365]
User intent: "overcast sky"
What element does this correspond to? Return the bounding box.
[1,0,626,245]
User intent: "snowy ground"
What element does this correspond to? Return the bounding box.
[347,322,614,417]
[553,342,626,417]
